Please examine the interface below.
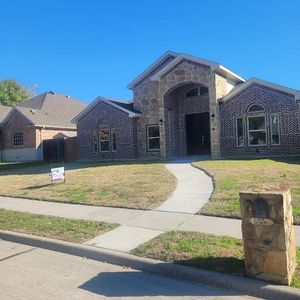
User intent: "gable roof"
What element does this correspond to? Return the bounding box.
[222,77,300,102]
[72,96,141,123]
[3,92,86,129]
[0,105,12,125]
[127,51,178,90]
[127,51,245,90]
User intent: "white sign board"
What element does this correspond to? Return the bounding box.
[51,167,65,183]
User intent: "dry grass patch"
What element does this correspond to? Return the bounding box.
[0,209,118,243]
[193,158,300,224]
[0,161,176,209]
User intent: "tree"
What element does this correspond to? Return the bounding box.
[0,80,33,106]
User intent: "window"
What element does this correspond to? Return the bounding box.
[92,129,98,153]
[99,128,110,152]
[270,114,280,145]
[247,103,265,113]
[147,125,160,151]
[12,132,23,147]
[248,116,267,146]
[111,128,117,151]
[185,86,209,98]
[236,118,244,147]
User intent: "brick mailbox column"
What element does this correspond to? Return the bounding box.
[239,188,297,285]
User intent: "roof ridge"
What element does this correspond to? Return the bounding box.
[222,77,300,102]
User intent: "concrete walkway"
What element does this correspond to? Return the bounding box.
[0,161,299,251]
[156,161,213,213]
[85,161,213,251]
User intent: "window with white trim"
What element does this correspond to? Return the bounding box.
[270,114,280,145]
[111,128,117,151]
[12,132,24,147]
[236,117,244,147]
[99,128,110,152]
[185,86,208,98]
[147,125,160,151]
[248,116,267,146]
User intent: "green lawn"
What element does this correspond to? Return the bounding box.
[133,231,245,275]
[192,158,300,224]
[0,161,176,210]
[132,230,300,288]
[0,209,118,243]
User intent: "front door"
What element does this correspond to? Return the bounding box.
[185,113,211,155]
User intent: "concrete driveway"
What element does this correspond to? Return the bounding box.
[0,240,257,300]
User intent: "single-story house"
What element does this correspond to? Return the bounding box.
[0,91,86,161]
[73,51,300,160]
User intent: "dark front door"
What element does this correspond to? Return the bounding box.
[185,113,211,155]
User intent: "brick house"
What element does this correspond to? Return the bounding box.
[0,91,86,161]
[74,51,300,160]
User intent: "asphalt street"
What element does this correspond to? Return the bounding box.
[0,240,257,300]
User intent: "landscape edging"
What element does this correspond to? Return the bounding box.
[0,230,299,300]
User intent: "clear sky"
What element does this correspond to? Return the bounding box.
[0,0,299,104]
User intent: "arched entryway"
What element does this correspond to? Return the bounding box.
[163,82,211,158]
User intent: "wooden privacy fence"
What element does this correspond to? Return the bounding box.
[43,137,77,162]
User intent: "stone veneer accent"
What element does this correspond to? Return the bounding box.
[77,101,137,160]
[133,59,231,159]
[240,188,297,285]
[164,83,210,157]
[220,84,300,156]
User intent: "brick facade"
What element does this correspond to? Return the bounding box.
[77,101,137,160]
[220,84,300,156]
[2,111,36,150]
[1,111,78,161]
[76,53,300,160]
[133,59,230,159]
[164,83,210,157]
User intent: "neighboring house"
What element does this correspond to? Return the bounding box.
[0,105,12,160]
[0,91,86,161]
[73,51,300,160]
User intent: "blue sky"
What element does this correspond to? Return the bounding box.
[0,0,299,104]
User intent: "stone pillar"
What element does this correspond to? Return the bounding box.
[239,188,297,285]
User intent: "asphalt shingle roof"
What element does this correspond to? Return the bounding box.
[105,98,141,114]
[16,92,87,128]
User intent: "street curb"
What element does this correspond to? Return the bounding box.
[1,230,299,300]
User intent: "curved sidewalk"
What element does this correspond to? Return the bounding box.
[156,160,213,213]
[85,160,214,251]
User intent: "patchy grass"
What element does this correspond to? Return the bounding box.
[292,248,300,288]
[0,209,118,243]
[193,158,300,224]
[132,231,245,275]
[0,161,176,209]
[132,230,300,288]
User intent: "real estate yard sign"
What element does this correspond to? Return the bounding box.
[51,167,65,184]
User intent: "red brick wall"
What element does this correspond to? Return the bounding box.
[2,111,36,150]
